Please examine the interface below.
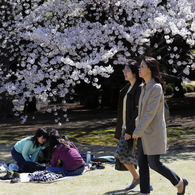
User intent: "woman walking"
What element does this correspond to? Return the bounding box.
[132,56,188,195]
[114,59,142,190]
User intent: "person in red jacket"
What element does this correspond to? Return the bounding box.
[46,130,85,176]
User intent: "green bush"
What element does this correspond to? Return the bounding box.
[165,84,174,95]
[192,85,195,91]
[185,85,194,92]
[182,86,188,93]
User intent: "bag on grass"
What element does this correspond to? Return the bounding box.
[91,156,115,164]
[9,163,19,171]
[0,162,8,173]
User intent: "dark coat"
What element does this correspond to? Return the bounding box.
[114,80,141,148]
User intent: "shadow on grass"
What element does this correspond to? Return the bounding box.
[0,107,117,144]
[161,151,195,163]
[104,189,140,195]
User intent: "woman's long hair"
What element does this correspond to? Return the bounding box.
[48,129,76,158]
[30,128,49,148]
[140,56,165,92]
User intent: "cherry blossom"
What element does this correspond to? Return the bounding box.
[0,0,195,123]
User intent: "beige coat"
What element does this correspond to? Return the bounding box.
[133,79,167,155]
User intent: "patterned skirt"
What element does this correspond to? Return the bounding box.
[114,132,138,165]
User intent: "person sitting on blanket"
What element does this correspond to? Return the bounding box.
[11,128,49,166]
[0,128,49,180]
[46,129,85,176]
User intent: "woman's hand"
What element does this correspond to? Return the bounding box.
[132,134,139,139]
[124,133,131,140]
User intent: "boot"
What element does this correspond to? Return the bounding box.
[13,172,20,178]
[0,170,14,180]
[10,172,20,183]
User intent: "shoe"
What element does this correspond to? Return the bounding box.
[90,162,105,170]
[90,165,96,170]
[10,177,21,183]
[57,172,65,177]
[0,170,14,180]
[96,162,105,169]
[125,178,140,190]
[13,172,20,178]
[177,179,188,195]
[150,185,153,191]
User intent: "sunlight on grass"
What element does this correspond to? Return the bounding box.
[1,127,195,146]
[167,127,195,142]
[61,129,118,146]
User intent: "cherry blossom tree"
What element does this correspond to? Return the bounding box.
[0,0,195,122]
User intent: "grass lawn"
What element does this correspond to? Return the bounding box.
[0,96,195,195]
[0,152,194,195]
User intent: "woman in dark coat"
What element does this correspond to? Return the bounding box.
[114,59,142,190]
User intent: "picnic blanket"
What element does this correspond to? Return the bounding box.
[0,168,91,183]
[0,165,90,183]
[21,171,71,183]
[0,172,72,183]
[0,155,115,183]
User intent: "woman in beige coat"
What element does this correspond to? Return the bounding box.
[132,56,188,195]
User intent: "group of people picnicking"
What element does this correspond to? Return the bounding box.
[0,128,85,182]
[0,56,188,194]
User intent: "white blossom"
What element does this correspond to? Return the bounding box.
[172,68,177,73]
[0,0,195,124]
[191,63,195,70]
[183,66,190,75]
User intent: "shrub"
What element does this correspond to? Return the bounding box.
[165,84,174,95]
[192,85,195,91]
[185,85,194,93]
[182,86,188,93]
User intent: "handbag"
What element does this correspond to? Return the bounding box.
[115,158,128,171]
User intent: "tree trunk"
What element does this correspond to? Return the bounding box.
[23,97,37,114]
[0,93,14,119]
[75,83,100,108]
[100,85,111,108]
